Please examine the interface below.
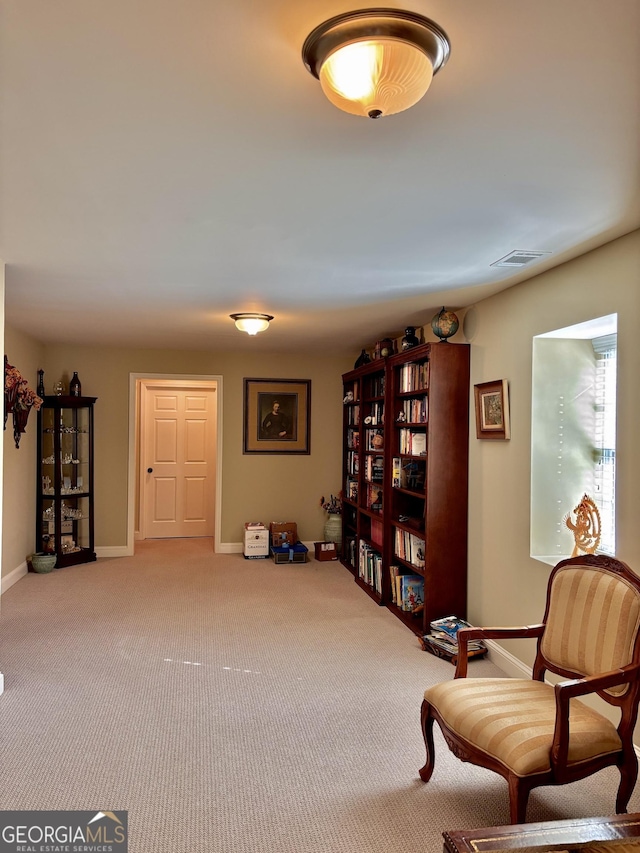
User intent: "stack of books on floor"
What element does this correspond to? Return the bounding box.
[421,615,487,662]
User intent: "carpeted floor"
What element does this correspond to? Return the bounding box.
[0,538,638,852]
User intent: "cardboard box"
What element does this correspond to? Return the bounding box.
[244,527,269,559]
[271,543,308,564]
[314,541,338,561]
[270,521,297,549]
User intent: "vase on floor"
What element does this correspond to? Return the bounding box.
[323,513,342,554]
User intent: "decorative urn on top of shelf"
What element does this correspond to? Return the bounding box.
[69,372,82,396]
[401,326,420,350]
[354,349,371,368]
[431,307,459,342]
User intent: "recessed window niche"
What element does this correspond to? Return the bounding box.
[531,314,617,565]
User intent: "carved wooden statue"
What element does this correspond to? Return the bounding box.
[565,493,601,556]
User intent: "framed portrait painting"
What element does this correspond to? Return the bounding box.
[243,378,311,454]
[474,379,510,440]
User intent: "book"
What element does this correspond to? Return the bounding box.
[430,615,473,639]
[410,431,426,456]
[427,615,487,654]
[424,632,487,654]
[392,457,402,489]
[399,574,424,612]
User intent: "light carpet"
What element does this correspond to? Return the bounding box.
[0,538,638,853]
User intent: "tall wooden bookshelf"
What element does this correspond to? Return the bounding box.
[341,342,470,637]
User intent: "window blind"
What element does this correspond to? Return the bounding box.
[592,334,616,555]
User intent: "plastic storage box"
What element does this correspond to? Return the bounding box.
[271,543,308,564]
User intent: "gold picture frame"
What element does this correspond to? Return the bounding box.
[243,378,311,454]
[474,379,510,440]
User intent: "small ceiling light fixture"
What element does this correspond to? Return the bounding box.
[302,8,450,119]
[229,313,274,335]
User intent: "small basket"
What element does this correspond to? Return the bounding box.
[30,553,57,573]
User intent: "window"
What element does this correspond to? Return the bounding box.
[531,315,617,565]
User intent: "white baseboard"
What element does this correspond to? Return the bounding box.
[95,545,133,558]
[485,639,532,678]
[1,550,131,591]
[1,561,28,594]
[217,541,243,554]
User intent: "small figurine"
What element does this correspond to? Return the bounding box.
[565,494,601,556]
[343,391,354,404]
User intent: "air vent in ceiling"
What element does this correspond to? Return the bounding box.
[491,250,551,268]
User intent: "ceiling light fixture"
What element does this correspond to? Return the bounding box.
[229,313,274,335]
[302,8,450,119]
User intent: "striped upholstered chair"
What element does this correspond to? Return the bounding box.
[420,555,640,824]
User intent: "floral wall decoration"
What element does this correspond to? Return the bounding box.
[4,355,43,448]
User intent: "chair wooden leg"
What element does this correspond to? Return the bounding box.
[419,699,436,782]
[508,775,531,824]
[616,749,638,814]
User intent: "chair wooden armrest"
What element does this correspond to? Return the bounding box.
[454,625,545,678]
[551,663,640,773]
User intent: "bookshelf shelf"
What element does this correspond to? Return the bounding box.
[341,341,470,637]
[355,575,384,603]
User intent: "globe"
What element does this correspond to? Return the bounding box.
[431,307,459,342]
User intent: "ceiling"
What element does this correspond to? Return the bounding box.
[1,0,639,355]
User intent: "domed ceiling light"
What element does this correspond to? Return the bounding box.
[230,313,274,335]
[302,8,450,119]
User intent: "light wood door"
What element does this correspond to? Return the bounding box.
[142,385,216,538]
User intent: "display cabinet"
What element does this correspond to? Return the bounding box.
[36,396,97,568]
[341,342,470,637]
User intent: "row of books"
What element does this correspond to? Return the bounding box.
[345,478,358,501]
[367,401,384,425]
[397,361,430,393]
[398,429,426,456]
[394,527,425,568]
[346,405,360,426]
[365,429,384,451]
[392,457,426,490]
[389,566,424,612]
[359,541,382,594]
[344,536,357,568]
[366,483,383,512]
[396,397,428,424]
[364,455,384,483]
[346,450,359,476]
[346,428,359,449]
[366,376,385,398]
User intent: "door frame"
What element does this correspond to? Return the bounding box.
[127,373,223,553]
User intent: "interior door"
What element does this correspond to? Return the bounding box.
[142,384,216,538]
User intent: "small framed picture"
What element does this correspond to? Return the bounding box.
[474,379,510,440]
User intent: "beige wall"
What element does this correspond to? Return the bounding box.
[2,325,44,579]
[465,228,640,666]
[37,347,351,549]
[3,230,639,676]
